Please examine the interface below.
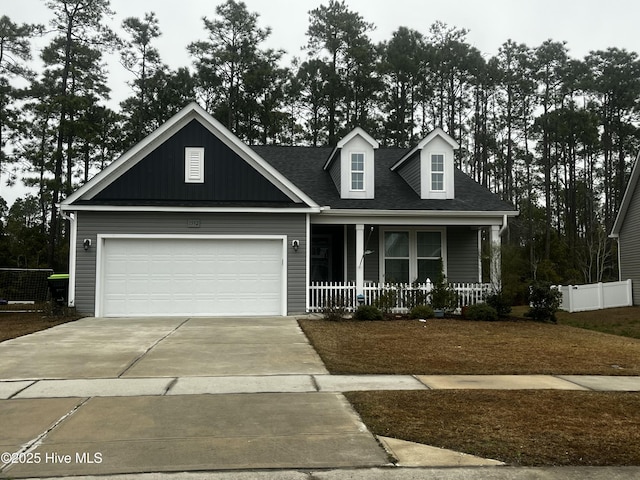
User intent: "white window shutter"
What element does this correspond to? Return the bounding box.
[185,147,204,183]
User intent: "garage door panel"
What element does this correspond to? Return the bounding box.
[101,238,284,316]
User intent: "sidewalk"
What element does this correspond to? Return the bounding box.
[3,373,640,399]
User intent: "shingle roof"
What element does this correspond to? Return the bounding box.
[252,145,516,212]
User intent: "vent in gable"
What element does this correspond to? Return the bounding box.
[185,147,204,183]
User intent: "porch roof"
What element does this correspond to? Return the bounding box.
[252,146,517,214]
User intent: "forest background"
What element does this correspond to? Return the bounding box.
[1,0,639,302]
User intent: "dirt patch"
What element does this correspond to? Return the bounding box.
[0,310,82,342]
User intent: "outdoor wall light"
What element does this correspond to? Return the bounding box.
[291,239,300,252]
[83,239,92,251]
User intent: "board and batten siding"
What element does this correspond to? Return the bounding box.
[619,183,640,305]
[74,211,307,315]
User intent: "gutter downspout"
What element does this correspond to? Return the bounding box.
[499,214,508,236]
[60,210,76,308]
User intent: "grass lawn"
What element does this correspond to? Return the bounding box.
[0,306,82,342]
[345,390,640,466]
[298,317,640,375]
[556,306,640,339]
[299,307,640,466]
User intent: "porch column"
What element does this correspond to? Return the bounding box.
[355,224,365,297]
[490,225,501,288]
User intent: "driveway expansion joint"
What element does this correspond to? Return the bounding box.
[116,317,191,378]
[0,397,89,474]
[162,377,179,395]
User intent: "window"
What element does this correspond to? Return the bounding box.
[351,153,365,190]
[431,154,444,191]
[185,147,204,183]
[384,232,410,283]
[383,230,443,283]
[417,231,442,282]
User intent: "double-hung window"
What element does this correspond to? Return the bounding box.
[351,153,365,191]
[431,154,444,191]
[383,230,443,283]
[417,231,442,282]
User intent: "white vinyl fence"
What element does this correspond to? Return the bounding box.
[308,281,491,313]
[555,279,633,313]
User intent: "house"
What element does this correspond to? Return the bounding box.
[610,152,640,305]
[60,102,518,317]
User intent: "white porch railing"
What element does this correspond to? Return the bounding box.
[308,281,491,313]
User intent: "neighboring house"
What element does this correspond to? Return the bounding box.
[60,102,518,317]
[611,152,640,305]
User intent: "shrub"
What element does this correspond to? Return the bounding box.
[486,290,512,318]
[525,281,562,323]
[404,282,429,309]
[429,279,459,313]
[353,304,383,321]
[408,305,434,319]
[374,288,397,314]
[465,303,499,321]
[322,295,347,321]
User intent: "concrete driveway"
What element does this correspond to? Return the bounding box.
[0,317,388,478]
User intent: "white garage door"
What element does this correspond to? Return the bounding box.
[99,237,285,317]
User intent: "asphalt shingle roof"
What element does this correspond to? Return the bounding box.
[252,146,516,212]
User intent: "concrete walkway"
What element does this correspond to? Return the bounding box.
[4,373,640,399]
[1,316,639,479]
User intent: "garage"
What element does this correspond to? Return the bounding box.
[97,236,286,317]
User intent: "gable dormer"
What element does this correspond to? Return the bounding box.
[391,127,459,200]
[324,127,379,199]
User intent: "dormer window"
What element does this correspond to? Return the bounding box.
[390,128,459,200]
[351,153,365,191]
[185,147,204,183]
[324,127,378,199]
[431,154,444,191]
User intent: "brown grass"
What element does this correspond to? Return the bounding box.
[298,318,640,375]
[0,310,81,342]
[300,309,640,466]
[556,306,640,339]
[345,390,640,466]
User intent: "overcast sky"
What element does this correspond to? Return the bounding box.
[2,0,640,207]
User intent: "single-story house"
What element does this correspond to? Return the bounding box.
[60,102,518,317]
[611,152,640,305]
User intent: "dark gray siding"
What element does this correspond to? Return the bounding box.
[397,157,421,196]
[329,159,341,192]
[74,211,307,315]
[94,119,292,203]
[619,185,640,304]
[447,227,480,282]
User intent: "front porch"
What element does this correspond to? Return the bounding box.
[308,280,491,313]
[308,219,503,313]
